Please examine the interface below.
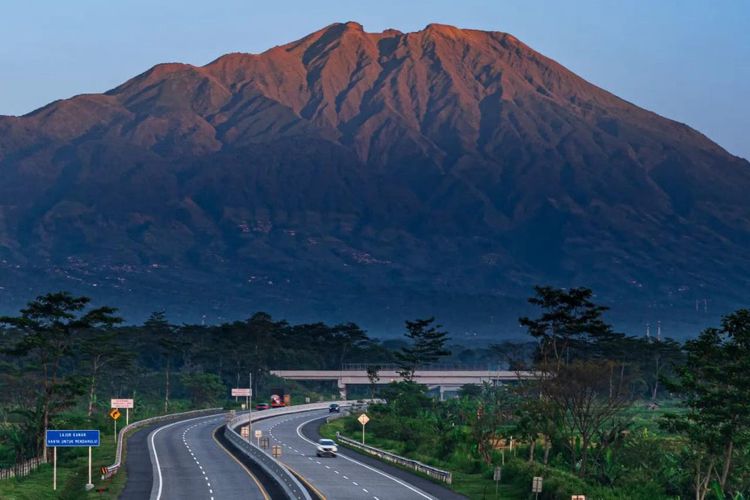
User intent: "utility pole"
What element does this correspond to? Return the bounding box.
[248,372,252,430]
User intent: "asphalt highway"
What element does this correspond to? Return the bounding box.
[141,413,269,500]
[251,409,447,500]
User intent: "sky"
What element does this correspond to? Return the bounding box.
[1,0,748,159]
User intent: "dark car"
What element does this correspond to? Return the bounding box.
[255,403,270,411]
[328,403,340,413]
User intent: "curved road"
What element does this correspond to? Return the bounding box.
[252,409,446,500]
[122,412,269,500]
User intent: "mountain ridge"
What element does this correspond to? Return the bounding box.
[0,22,748,336]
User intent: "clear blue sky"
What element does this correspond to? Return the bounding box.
[1,0,748,159]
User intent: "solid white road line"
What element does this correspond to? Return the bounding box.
[294,413,434,500]
[148,414,222,500]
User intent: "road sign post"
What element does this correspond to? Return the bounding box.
[241,426,250,440]
[358,413,370,444]
[111,399,134,427]
[109,408,121,443]
[255,429,262,446]
[46,430,100,492]
[494,466,502,497]
[232,387,252,413]
[532,476,543,499]
[87,446,92,489]
[272,444,282,458]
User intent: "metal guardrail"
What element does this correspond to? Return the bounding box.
[102,407,222,479]
[336,432,453,484]
[225,403,349,500]
[224,420,310,500]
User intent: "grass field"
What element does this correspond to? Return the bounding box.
[321,416,525,499]
[0,433,126,500]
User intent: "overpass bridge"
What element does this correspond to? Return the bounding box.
[270,368,536,399]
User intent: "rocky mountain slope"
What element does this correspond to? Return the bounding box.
[1,22,748,336]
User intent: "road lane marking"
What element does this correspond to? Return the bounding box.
[295,414,435,500]
[210,424,271,500]
[149,413,223,500]
[281,462,328,500]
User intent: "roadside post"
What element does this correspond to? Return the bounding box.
[532,476,543,500]
[111,398,134,427]
[494,466,502,497]
[109,408,121,443]
[358,413,370,444]
[231,387,251,408]
[255,429,262,446]
[46,430,100,491]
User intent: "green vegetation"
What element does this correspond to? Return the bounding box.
[3,287,750,498]
[322,287,750,499]
[0,292,395,497]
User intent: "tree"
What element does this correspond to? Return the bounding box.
[366,365,381,400]
[519,287,634,476]
[0,292,121,456]
[662,309,750,499]
[181,373,225,407]
[245,312,286,396]
[395,318,451,380]
[471,384,517,464]
[144,312,177,413]
[545,360,632,476]
[519,286,614,372]
[630,336,682,400]
[78,322,131,416]
[513,395,561,465]
[331,323,370,369]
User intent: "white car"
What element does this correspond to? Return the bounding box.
[316,439,337,457]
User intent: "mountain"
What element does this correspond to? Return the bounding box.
[1,22,748,337]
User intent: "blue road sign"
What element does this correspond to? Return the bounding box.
[46,430,100,447]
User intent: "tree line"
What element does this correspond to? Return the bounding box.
[359,286,750,499]
[0,292,397,463]
[2,286,748,498]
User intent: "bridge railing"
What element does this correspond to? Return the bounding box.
[101,407,221,480]
[335,432,453,484]
[341,362,511,371]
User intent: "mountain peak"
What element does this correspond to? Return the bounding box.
[423,23,461,34]
[1,22,748,334]
[342,21,364,31]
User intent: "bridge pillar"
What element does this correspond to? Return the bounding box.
[338,379,347,400]
[439,386,445,401]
